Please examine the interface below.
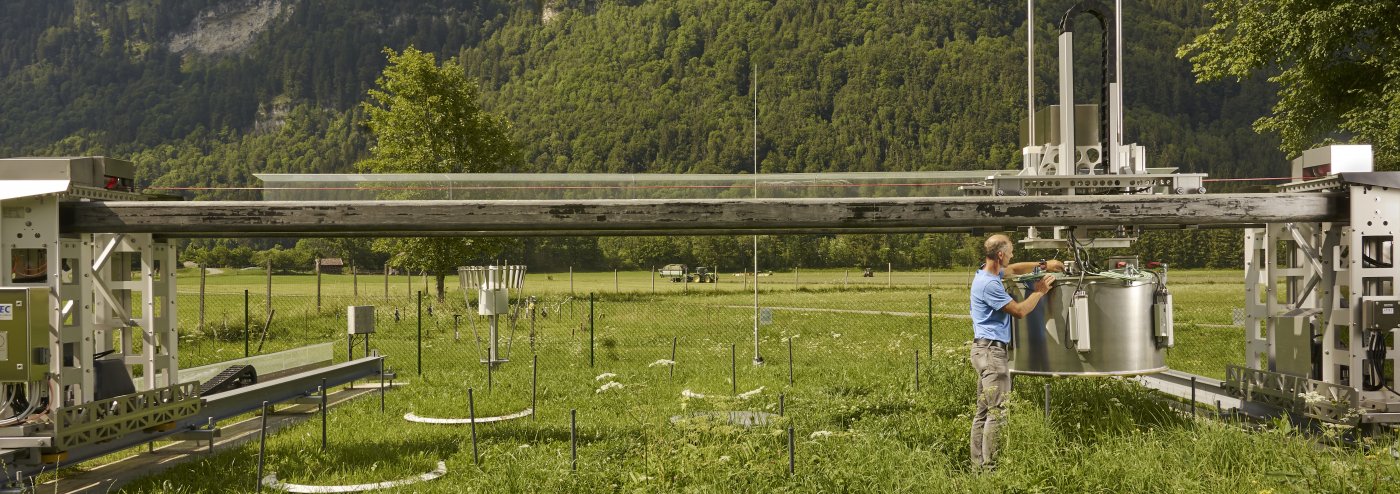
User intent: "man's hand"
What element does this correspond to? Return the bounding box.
[1034,274,1056,293]
[1046,260,1065,272]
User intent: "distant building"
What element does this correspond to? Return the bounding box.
[317,258,345,274]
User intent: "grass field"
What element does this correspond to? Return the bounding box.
[78,269,1399,492]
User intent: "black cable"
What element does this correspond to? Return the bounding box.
[1362,254,1393,268]
[1362,330,1400,399]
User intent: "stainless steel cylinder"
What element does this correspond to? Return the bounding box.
[1007,275,1167,376]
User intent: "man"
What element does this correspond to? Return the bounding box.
[969,234,1062,471]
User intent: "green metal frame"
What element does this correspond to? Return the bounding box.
[52,383,202,450]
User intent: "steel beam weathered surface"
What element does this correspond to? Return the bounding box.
[60,193,1344,236]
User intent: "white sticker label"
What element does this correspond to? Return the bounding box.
[0,333,8,360]
[0,304,11,321]
[1385,307,1396,315]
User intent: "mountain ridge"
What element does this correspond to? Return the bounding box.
[0,0,1285,192]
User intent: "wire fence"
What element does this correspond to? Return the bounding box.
[166,265,1247,382]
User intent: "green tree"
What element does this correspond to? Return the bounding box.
[359,46,520,300]
[1179,1,1400,169]
[253,246,314,274]
[295,238,382,272]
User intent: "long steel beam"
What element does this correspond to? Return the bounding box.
[60,193,1345,237]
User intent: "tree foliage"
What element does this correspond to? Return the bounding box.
[1180,1,1400,169]
[361,46,519,173]
[359,47,518,300]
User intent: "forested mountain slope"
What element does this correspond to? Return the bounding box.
[1,0,1283,190]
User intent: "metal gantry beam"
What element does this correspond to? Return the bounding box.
[60,193,1345,237]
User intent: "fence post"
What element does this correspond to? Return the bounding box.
[244,289,250,357]
[256,401,269,492]
[589,292,595,367]
[352,260,358,302]
[651,266,655,294]
[887,262,892,287]
[384,263,389,299]
[199,265,207,332]
[614,269,619,293]
[569,266,574,296]
[915,351,920,391]
[316,257,322,313]
[417,291,423,376]
[320,378,328,450]
[928,293,934,357]
[469,388,479,466]
[795,267,799,289]
[265,259,272,316]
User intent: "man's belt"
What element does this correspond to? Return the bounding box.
[973,338,1008,350]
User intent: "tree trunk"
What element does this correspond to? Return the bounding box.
[436,274,447,302]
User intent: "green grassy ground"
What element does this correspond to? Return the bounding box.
[91,269,1395,492]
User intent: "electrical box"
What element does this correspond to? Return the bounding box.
[0,288,51,382]
[347,306,375,335]
[1273,307,1321,378]
[1362,298,1400,333]
[478,289,509,316]
[1070,290,1091,353]
[1153,292,1174,348]
[1291,144,1373,181]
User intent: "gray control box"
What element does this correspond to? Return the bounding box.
[347,306,375,335]
[1362,298,1400,333]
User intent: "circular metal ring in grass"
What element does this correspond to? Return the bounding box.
[261,460,447,493]
[669,411,779,428]
[404,408,534,424]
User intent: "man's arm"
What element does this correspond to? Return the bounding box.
[1000,274,1056,318]
[1001,259,1065,278]
[1000,291,1043,318]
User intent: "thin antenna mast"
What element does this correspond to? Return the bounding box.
[752,62,763,365]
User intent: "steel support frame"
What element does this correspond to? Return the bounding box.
[1236,180,1400,422]
[1,181,188,464]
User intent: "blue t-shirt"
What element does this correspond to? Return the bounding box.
[970,268,1013,342]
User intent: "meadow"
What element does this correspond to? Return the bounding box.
[89,269,1399,492]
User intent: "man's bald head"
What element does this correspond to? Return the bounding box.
[984,234,1012,261]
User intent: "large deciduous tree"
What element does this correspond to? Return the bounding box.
[360,46,520,301]
[1179,1,1400,169]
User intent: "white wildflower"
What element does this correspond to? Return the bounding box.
[682,389,706,399]
[648,359,676,367]
[831,333,842,338]
[1299,391,1327,405]
[596,381,624,393]
[595,372,618,381]
[519,444,530,449]
[736,386,765,400]
[809,430,833,439]
[718,455,731,462]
